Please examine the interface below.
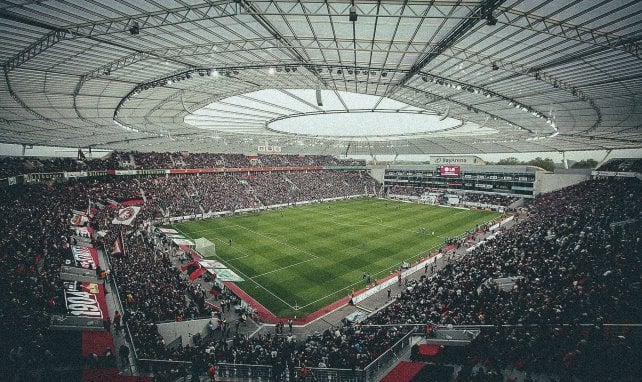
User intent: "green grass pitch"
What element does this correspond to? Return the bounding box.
[173,198,500,317]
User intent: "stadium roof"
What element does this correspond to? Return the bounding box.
[0,0,640,156]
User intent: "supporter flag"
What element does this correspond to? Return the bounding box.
[180,260,199,272]
[189,268,207,281]
[112,206,141,226]
[112,236,124,256]
[121,199,145,207]
[181,261,207,281]
[70,226,94,241]
[70,213,89,226]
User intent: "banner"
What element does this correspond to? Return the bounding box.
[121,199,145,206]
[213,268,244,282]
[113,169,167,176]
[70,213,89,226]
[157,228,179,234]
[71,226,94,239]
[197,260,243,282]
[168,166,323,174]
[63,281,107,319]
[181,261,207,281]
[189,268,207,281]
[65,245,100,270]
[199,260,227,269]
[172,238,195,246]
[64,171,88,178]
[112,206,141,225]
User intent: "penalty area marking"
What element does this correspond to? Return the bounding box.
[173,227,298,310]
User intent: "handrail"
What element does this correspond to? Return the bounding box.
[103,245,138,361]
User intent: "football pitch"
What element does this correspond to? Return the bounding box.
[173,198,500,317]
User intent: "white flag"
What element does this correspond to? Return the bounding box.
[112,206,141,226]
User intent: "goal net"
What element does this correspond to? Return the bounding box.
[195,237,216,257]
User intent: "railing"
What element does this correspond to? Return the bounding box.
[138,358,191,375]
[216,363,366,382]
[308,367,365,382]
[137,328,417,381]
[362,327,418,381]
[103,246,138,361]
[217,363,272,380]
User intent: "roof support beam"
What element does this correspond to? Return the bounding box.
[392,0,507,92]
[1,1,236,71]
[498,6,642,60]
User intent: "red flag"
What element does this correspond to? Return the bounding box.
[189,267,207,281]
[180,260,199,272]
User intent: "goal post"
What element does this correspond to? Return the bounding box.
[195,237,216,258]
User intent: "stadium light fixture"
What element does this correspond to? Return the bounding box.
[129,22,140,35]
[349,5,358,22]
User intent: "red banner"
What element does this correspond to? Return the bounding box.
[121,199,145,206]
[168,166,324,174]
[189,267,207,281]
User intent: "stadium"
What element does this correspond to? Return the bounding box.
[0,1,641,382]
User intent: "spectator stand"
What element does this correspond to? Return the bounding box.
[2,152,640,382]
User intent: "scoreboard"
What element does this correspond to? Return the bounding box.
[439,165,460,177]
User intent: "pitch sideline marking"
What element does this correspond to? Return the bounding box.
[175,207,500,313]
[172,226,297,310]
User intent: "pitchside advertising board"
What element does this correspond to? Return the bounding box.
[439,165,460,177]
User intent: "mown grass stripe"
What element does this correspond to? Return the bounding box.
[174,198,500,317]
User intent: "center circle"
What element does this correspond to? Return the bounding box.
[267,111,461,137]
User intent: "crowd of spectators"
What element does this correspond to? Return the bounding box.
[129,178,641,380]
[0,152,366,178]
[0,164,376,380]
[3,162,640,381]
[374,179,641,379]
[597,157,642,173]
[0,152,130,178]
[246,171,377,207]
[386,186,519,208]
[458,192,518,207]
[0,182,95,378]
[386,185,423,197]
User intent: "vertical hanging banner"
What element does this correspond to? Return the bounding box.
[112,206,141,225]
